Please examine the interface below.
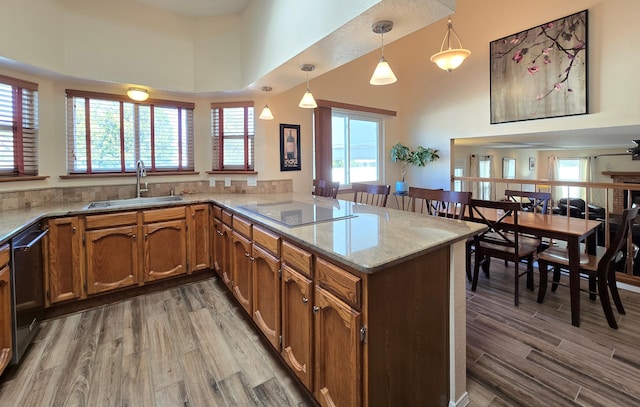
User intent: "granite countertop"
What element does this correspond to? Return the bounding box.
[0,192,485,274]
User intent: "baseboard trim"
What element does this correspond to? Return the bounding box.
[450,391,470,407]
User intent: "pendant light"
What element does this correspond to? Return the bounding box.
[259,86,274,120]
[370,20,397,85]
[298,64,317,109]
[430,16,471,72]
[127,87,149,101]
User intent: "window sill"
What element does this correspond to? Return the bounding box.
[207,170,258,175]
[60,171,199,179]
[0,175,49,183]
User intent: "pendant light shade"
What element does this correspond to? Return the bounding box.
[370,20,397,85]
[298,64,317,109]
[259,86,274,120]
[430,16,471,72]
[127,87,149,101]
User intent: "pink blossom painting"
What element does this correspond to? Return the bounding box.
[490,10,587,124]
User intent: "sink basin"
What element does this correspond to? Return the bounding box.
[84,195,184,209]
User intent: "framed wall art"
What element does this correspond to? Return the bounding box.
[490,10,588,124]
[280,123,301,171]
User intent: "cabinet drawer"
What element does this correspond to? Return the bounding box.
[0,244,8,267]
[315,257,361,308]
[143,207,186,223]
[222,210,233,227]
[253,225,280,256]
[282,241,312,278]
[213,205,223,220]
[233,216,252,239]
[85,212,137,229]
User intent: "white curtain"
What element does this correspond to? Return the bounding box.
[470,154,479,198]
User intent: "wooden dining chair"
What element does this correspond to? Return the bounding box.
[469,199,539,306]
[351,183,391,207]
[408,187,471,219]
[537,206,639,329]
[504,190,552,214]
[312,179,340,199]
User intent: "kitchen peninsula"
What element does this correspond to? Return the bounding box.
[0,192,484,407]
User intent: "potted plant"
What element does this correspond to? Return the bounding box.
[389,142,440,193]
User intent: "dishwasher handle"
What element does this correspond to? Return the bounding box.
[13,228,49,252]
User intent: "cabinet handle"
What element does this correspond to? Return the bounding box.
[313,305,319,313]
[132,234,136,240]
[72,226,77,233]
[249,256,255,262]
[145,233,148,240]
[245,252,250,257]
[302,297,309,304]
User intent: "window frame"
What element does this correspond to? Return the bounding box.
[0,74,39,178]
[313,100,396,189]
[65,89,195,176]
[210,101,255,173]
[330,108,383,187]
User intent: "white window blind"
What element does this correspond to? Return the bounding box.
[66,90,194,174]
[0,75,38,176]
[211,102,254,171]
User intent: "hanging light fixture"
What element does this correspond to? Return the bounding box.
[298,64,317,109]
[127,87,149,101]
[430,16,471,72]
[259,86,274,120]
[370,20,397,85]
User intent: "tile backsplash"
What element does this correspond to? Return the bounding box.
[0,179,293,211]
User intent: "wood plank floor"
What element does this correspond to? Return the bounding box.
[2,266,640,406]
[467,260,640,406]
[0,277,313,407]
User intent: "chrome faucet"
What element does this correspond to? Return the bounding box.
[135,159,148,198]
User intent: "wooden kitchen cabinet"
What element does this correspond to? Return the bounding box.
[142,207,187,282]
[281,241,313,389]
[188,204,211,273]
[252,226,281,350]
[0,245,12,375]
[213,207,233,289]
[85,213,139,295]
[45,216,83,305]
[231,216,252,314]
[314,258,362,407]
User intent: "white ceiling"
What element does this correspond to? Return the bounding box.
[131,0,250,17]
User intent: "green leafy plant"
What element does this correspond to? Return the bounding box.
[390,142,439,181]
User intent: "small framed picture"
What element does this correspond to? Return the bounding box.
[280,124,301,171]
[529,157,536,171]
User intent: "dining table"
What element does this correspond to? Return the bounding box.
[466,207,603,327]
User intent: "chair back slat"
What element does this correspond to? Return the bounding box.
[408,187,470,219]
[352,183,391,207]
[599,206,639,273]
[505,190,551,214]
[312,179,340,199]
[469,199,521,247]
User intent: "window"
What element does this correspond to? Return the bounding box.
[557,158,581,198]
[453,159,466,192]
[331,109,382,185]
[478,155,492,200]
[211,102,254,171]
[66,90,194,174]
[0,74,38,177]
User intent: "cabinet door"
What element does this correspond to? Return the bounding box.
[281,265,313,389]
[252,245,280,349]
[144,219,187,282]
[213,218,223,276]
[85,225,138,295]
[314,286,362,407]
[188,204,211,273]
[231,232,252,314]
[220,224,233,289]
[0,246,12,375]
[46,217,82,305]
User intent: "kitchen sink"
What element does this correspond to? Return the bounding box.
[84,195,184,209]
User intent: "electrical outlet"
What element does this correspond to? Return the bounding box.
[225,177,231,187]
[247,176,257,187]
[209,178,215,187]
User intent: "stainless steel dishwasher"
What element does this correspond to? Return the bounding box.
[10,222,47,365]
